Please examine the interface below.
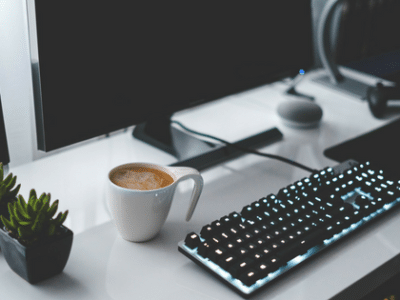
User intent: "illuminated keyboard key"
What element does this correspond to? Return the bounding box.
[184,232,200,249]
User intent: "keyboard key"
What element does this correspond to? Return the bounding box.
[266,256,281,273]
[228,212,242,224]
[229,258,254,278]
[218,254,238,270]
[239,269,260,286]
[184,232,201,249]
[211,220,225,231]
[254,262,271,278]
[275,240,305,261]
[200,225,216,239]
[197,242,211,258]
[208,246,228,263]
[241,205,254,218]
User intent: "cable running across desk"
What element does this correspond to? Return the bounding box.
[171,120,318,173]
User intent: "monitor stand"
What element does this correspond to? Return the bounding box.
[313,0,373,99]
[132,114,283,171]
[284,71,315,101]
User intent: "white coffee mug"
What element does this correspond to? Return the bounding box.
[108,163,203,242]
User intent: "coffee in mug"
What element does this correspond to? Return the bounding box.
[110,166,174,191]
[108,163,203,242]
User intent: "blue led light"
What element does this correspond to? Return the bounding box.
[299,69,305,75]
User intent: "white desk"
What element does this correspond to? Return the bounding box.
[2,71,399,299]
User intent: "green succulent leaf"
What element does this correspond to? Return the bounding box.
[1,216,16,232]
[28,195,36,208]
[47,200,59,219]
[18,193,27,207]
[48,223,56,236]
[7,202,15,217]
[18,226,33,239]
[15,200,25,214]
[39,192,47,202]
[41,198,50,214]
[56,210,68,226]
[33,198,41,212]
[0,169,20,205]
[32,212,46,233]
[5,175,16,191]
[26,203,34,215]
[29,189,37,200]
[13,204,30,223]
[8,184,21,199]
[18,221,31,226]
[3,173,13,187]
[16,198,31,220]
[54,212,62,222]
[9,214,17,229]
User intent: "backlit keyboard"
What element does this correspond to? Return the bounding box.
[178,160,400,298]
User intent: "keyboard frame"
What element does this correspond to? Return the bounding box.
[178,159,400,298]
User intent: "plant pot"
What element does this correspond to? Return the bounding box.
[0,225,73,283]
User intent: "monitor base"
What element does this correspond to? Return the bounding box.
[312,74,372,100]
[133,116,283,171]
[133,116,217,162]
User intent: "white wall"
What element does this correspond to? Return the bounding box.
[0,0,40,168]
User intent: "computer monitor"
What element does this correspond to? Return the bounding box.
[0,95,10,166]
[28,1,314,169]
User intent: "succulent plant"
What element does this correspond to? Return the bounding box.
[0,189,68,245]
[0,162,20,208]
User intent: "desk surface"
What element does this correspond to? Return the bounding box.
[2,70,400,300]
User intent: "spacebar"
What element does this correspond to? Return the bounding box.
[169,127,283,171]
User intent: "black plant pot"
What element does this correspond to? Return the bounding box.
[0,226,73,283]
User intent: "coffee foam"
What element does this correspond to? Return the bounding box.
[111,166,174,191]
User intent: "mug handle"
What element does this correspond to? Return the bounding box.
[167,167,204,221]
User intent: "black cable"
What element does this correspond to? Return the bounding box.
[171,120,318,173]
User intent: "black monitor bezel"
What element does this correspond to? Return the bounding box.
[28,0,314,153]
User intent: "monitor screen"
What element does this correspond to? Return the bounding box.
[0,95,10,166]
[28,1,313,154]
